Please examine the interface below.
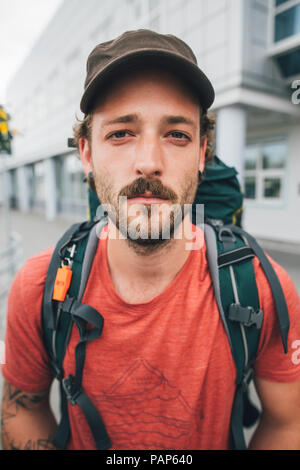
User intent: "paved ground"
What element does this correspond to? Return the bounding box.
[0,207,299,448]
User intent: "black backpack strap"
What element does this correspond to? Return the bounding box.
[56,298,111,450]
[42,217,111,449]
[204,223,262,450]
[42,221,95,448]
[229,225,290,354]
[42,221,94,375]
[204,224,233,349]
[205,222,290,449]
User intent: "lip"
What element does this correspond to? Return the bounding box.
[128,196,169,205]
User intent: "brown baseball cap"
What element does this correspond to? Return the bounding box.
[80,29,215,114]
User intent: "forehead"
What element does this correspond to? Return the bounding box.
[91,65,201,117]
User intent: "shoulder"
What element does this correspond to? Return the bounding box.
[13,246,54,294]
[7,246,54,326]
[3,247,56,392]
[252,252,300,381]
[20,246,54,274]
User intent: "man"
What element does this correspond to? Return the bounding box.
[1,30,300,451]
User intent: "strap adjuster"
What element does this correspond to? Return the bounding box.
[241,367,254,392]
[62,374,81,406]
[229,304,264,329]
[218,227,236,250]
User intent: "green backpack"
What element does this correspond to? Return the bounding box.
[41,156,290,450]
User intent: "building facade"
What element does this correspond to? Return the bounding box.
[3,0,300,247]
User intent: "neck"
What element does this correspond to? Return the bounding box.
[105,217,196,302]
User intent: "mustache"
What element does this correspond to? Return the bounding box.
[118,178,178,201]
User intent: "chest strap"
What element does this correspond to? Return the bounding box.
[52,218,111,450]
[54,298,111,450]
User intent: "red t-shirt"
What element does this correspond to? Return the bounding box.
[2,226,300,450]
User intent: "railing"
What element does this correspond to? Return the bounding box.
[0,232,23,328]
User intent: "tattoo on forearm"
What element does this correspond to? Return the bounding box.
[1,382,56,450]
[6,438,57,450]
[2,382,48,412]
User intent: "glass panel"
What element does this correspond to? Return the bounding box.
[263,178,282,198]
[277,48,300,77]
[245,176,256,199]
[274,4,300,42]
[244,146,259,170]
[262,141,286,169]
[276,0,291,6]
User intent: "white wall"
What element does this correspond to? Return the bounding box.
[241,0,288,97]
[7,0,258,164]
[8,0,291,164]
[5,0,300,244]
[244,121,300,244]
[7,0,120,163]
[184,0,245,93]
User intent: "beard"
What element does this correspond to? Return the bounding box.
[93,167,200,255]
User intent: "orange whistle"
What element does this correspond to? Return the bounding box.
[52,265,73,301]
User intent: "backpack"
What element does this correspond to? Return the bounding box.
[41,156,290,450]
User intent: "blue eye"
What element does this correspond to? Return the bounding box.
[168,131,190,140]
[109,131,130,139]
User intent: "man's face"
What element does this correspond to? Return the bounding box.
[80,68,207,252]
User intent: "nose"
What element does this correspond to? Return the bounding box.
[133,134,163,178]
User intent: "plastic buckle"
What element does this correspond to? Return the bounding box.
[62,374,81,406]
[245,308,263,329]
[229,304,264,329]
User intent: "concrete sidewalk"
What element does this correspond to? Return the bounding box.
[0,208,81,262]
[0,207,299,448]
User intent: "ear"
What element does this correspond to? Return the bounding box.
[199,136,207,173]
[79,137,92,177]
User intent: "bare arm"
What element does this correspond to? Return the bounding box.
[1,380,58,450]
[249,377,300,450]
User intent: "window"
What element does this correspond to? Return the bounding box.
[277,47,300,76]
[272,0,300,77]
[274,1,300,42]
[276,0,292,6]
[244,140,287,202]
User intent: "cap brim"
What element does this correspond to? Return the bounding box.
[80,49,215,114]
